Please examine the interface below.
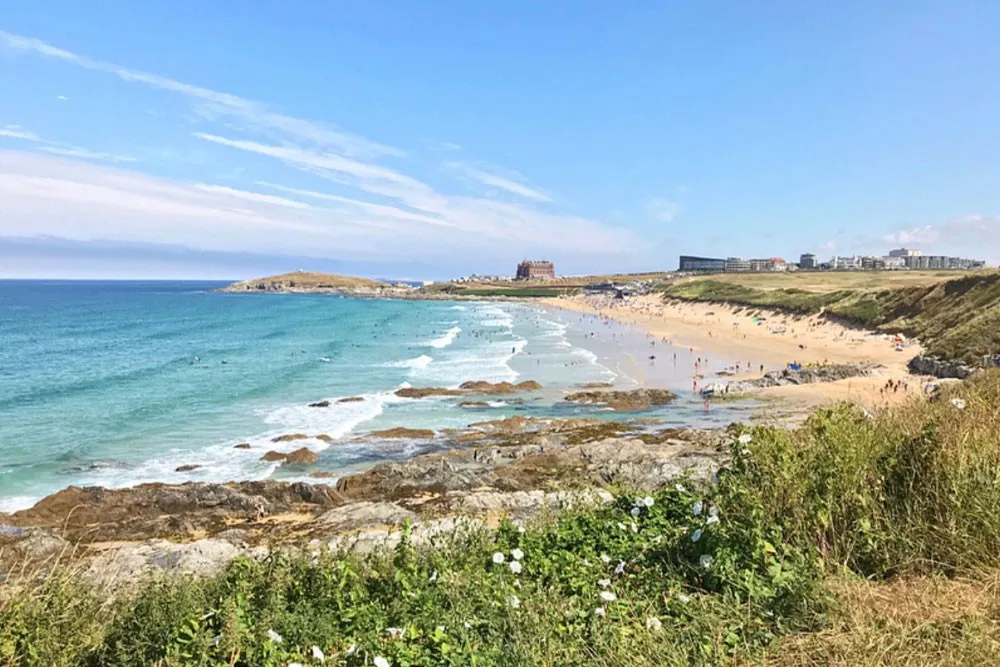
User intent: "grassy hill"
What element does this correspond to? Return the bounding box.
[659,271,1000,363]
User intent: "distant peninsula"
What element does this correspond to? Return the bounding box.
[219,271,412,296]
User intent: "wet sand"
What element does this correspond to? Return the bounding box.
[541,294,928,411]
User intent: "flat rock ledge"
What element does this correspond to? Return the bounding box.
[0,418,727,587]
[701,362,882,396]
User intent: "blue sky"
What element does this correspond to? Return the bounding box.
[1,1,998,279]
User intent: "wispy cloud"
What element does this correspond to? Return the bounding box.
[645,198,679,223]
[0,30,401,159]
[0,124,136,163]
[882,215,1000,252]
[56,95,68,101]
[193,184,313,210]
[446,162,552,202]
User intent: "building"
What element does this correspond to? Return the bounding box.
[889,248,922,258]
[725,257,750,272]
[748,257,788,272]
[833,256,863,270]
[515,260,555,281]
[799,253,816,270]
[678,255,726,272]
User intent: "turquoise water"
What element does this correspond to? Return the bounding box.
[0,281,752,512]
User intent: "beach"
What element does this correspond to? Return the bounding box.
[542,293,926,411]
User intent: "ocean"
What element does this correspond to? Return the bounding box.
[0,281,753,512]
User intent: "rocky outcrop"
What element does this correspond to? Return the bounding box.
[175,464,202,473]
[395,387,464,399]
[368,427,437,439]
[272,433,309,443]
[907,355,977,379]
[459,401,491,409]
[458,380,543,394]
[337,396,365,403]
[706,362,882,395]
[564,388,677,411]
[268,448,320,465]
[308,400,331,408]
[233,443,251,449]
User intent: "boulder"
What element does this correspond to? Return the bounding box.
[315,501,417,533]
[459,401,491,409]
[337,396,365,403]
[260,451,288,462]
[308,400,331,408]
[459,380,543,394]
[395,387,464,399]
[369,427,436,439]
[282,448,319,465]
[233,443,251,449]
[907,355,977,380]
[175,464,202,473]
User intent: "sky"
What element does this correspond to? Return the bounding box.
[1,1,998,280]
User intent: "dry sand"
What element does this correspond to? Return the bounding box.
[542,294,929,411]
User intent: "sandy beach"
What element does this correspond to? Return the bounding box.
[542,293,928,411]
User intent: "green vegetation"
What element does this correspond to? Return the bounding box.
[5,373,1000,666]
[660,273,1000,363]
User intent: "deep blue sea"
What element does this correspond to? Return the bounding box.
[0,281,752,512]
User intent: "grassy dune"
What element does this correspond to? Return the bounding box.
[660,272,1000,363]
[4,372,1000,666]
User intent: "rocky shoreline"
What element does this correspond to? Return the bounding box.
[0,414,728,587]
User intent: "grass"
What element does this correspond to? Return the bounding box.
[5,372,1000,665]
[659,272,1000,363]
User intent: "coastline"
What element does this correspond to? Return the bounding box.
[539,293,926,411]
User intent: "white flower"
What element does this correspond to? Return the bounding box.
[463,621,472,629]
[952,398,967,410]
[267,629,283,643]
[692,500,704,516]
[646,616,663,632]
[600,554,611,563]
[651,535,663,544]
[509,561,522,574]
[595,606,606,617]
[617,522,627,531]
[675,483,686,493]
[346,644,357,655]
[582,558,590,566]
[630,522,638,533]
[706,515,720,526]
[699,554,714,569]
[517,524,526,533]
[511,548,524,561]
[738,433,753,445]
[429,570,438,583]
[311,645,325,661]
[508,595,521,609]
[436,625,446,633]
[374,658,390,667]
[642,495,655,507]
[288,663,304,667]
[598,578,611,588]
[492,552,505,564]
[614,560,626,575]
[691,529,703,543]
[709,505,719,518]
[676,593,691,603]
[600,590,617,602]
[385,627,405,639]
[630,506,641,517]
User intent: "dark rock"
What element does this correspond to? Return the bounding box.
[337,396,365,403]
[260,451,288,462]
[369,427,436,439]
[282,447,319,465]
[308,400,331,408]
[459,380,543,394]
[907,355,977,380]
[395,387,464,399]
[233,443,251,449]
[272,433,309,443]
[175,465,202,473]
[459,401,491,409]
[564,388,677,411]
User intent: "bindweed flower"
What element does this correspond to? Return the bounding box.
[600,553,611,563]
[598,578,611,588]
[517,524,526,533]
[346,644,357,655]
[512,548,524,561]
[706,515,720,526]
[699,554,714,569]
[429,570,438,583]
[508,595,521,609]
[614,560,626,575]
[691,529,703,543]
[509,561,522,574]
[630,506,641,517]
[374,658,390,667]
[630,522,638,533]
[311,645,325,661]
[385,627,405,639]
[646,616,663,632]
[676,593,691,603]
[617,522,627,531]
[642,495,655,507]
[738,433,753,445]
[692,500,704,516]
[651,535,663,544]
[675,483,686,493]
[709,505,719,518]
[600,590,617,602]
[952,398,967,410]
[463,621,472,629]
[288,663,304,667]
[492,552,505,564]
[595,606,606,617]
[267,629,283,644]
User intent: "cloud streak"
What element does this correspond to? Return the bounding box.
[0,124,136,163]
[447,162,552,202]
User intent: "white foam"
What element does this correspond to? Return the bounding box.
[0,495,40,513]
[382,354,433,369]
[425,326,462,349]
[449,305,467,311]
